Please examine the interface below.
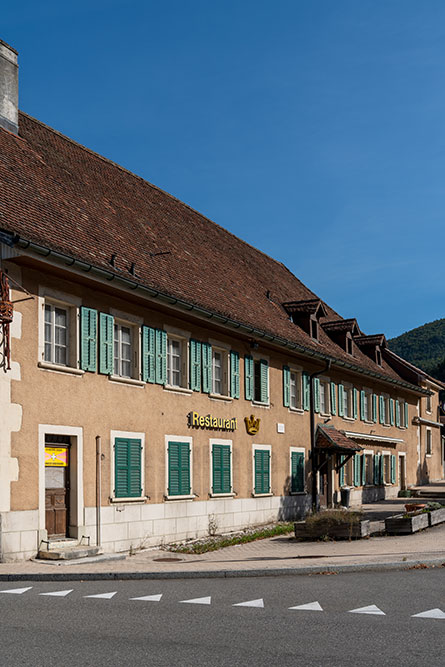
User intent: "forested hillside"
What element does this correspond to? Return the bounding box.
[388,318,445,382]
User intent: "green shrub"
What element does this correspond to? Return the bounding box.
[303,510,362,538]
[398,489,412,498]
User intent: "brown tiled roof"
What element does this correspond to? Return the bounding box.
[316,425,363,452]
[0,112,428,387]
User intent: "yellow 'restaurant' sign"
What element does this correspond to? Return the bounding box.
[45,447,68,467]
[188,411,237,431]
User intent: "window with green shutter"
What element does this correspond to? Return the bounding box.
[390,454,396,484]
[212,444,231,494]
[202,343,212,394]
[353,388,358,419]
[189,339,202,391]
[373,453,381,485]
[339,454,345,487]
[283,365,290,407]
[303,372,310,411]
[395,400,400,427]
[155,329,167,385]
[230,351,240,398]
[389,399,395,426]
[372,394,377,423]
[168,441,191,496]
[244,355,254,400]
[330,382,337,415]
[254,448,270,494]
[253,359,269,404]
[290,451,304,493]
[141,326,155,383]
[353,454,361,487]
[99,312,114,375]
[114,438,142,498]
[338,384,344,417]
[80,306,97,372]
[313,377,320,413]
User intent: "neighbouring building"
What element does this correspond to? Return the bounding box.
[0,40,444,561]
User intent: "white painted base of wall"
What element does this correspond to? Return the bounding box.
[347,485,400,508]
[0,510,39,561]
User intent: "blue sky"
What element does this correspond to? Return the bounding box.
[3,1,445,339]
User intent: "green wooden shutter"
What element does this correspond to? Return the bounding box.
[353,389,358,419]
[114,438,141,498]
[373,454,380,485]
[80,306,97,372]
[259,359,268,403]
[404,401,408,428]
[230,351,240,399]
[244,355,254,400]
[168,441,190,496]
[330,382,337,415]
[314,377,320,413]
[99,313,114,375]
[291,451,304,493]
[155,329,167,385]
[389,399,395,426]
[361,454,366,486]
[190,339,202,391]
[360,390,365,420]
[390,454,396,484]
[283,366,290,407]
[379,454,384,485]
[338,384,344,417]
[395,400,400,427]
[339,455,345,487]
[353,454,360,487]
[202,343,212,394]
[303,372,310,411]
[141,326,155,383]
[212,444,231,494]
[379,396,385,424]
[372,394,377,423]
[254,449,270,494]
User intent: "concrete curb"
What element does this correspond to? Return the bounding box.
[0,556,444,581]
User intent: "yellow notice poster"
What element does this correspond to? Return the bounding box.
[45,447,68,467]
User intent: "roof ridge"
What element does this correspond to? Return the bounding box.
[18,111,305,281]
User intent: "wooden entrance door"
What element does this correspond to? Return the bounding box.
[45,453,69,538]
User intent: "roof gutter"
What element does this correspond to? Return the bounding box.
[8,233,430,396]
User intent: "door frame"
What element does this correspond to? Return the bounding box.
[398,452,407,490]
[39,424,83,538]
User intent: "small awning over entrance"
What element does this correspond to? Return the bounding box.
[316,425,363,454]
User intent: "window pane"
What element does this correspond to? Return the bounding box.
[44,304,52,323]
[254,361,261,402]
[44,342,52,362]
[55,345,67,365]
[167,339,182,386]
[54,307,67,327]
[289,372,296,408]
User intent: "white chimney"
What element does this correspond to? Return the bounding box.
[0,39,18,134]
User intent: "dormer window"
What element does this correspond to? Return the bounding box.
[321,318,360,356]
[376,347,382,367]
[310,317,318,341]
[346,334,353,356]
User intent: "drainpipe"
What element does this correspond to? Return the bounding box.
[96,436,101,547]
[310,360,331,512]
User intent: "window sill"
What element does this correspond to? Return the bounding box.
[209,393,232,402]
[289,491,306,496]
[288,407,304,414]
[341,416,355,422]
[252,492,273,498]
[251,401,270,409]
[164,385,193,396]
[38,361,84,376]
[110,496,148,504]
[210,492,236,498]
[426,454,432,458]
[109,375,145,387]
[165,495,195,501]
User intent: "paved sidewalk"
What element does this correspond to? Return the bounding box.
[0,498,444,581]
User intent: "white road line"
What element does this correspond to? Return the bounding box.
[348,605,385,616]
[0,587,32,595]
[179,596,211,605]
[83,592,117,599]
[412,608,445,619]
[233,598,264,608]
[289,601,323,612]
[130,594,163,602]
[39,589,73,597]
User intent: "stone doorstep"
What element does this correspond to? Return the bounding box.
[37,546,103,561]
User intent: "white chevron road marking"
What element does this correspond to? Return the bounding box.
[233,598,264,608]
[179,596,211,605]
[0,587,32,595]
[412,608,445,619]
[130,594,163,602]
[289,601,323,611]
[83,592,117,599]
[348,605,385,615]
[39,589,73,597]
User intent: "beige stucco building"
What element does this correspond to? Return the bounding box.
[0,39,443,561]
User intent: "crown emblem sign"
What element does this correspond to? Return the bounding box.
[244,415,260,435]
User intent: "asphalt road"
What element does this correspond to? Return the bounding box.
[0,569,444,667]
